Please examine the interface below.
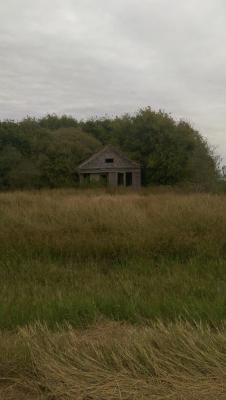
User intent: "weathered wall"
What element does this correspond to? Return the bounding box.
[132,170,141,188]
[90,174,100,183]
[108,172,118,186]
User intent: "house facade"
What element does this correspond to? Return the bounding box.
[78,145,141,188]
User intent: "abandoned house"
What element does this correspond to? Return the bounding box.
[78,145,141,187]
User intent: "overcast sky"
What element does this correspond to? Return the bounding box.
[0,0,226,163]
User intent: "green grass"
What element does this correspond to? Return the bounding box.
[0,188,225,329]
[0,257,226,329]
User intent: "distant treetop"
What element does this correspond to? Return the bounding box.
[0,108,220,189]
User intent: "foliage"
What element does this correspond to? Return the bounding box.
[0,119,101,188]
[0,108,220,189]
[82,109,220,187]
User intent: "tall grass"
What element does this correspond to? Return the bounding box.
[0,189,226,261]
[1,189,226,398]
[1,257,226,328]
[2,321,226,399]
[0,189,226,328]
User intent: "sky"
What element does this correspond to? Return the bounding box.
[0,0,226,163]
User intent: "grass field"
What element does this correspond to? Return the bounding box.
[1,188,226,398]
[0,188,226,328]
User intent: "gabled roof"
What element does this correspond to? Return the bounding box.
[78,145,140,169]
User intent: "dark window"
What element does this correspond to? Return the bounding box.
[105,158,114,163]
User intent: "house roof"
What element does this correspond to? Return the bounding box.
[78,145,140,170]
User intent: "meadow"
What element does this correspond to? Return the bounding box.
[1,188,226,399]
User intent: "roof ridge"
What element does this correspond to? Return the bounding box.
[78,144,140,169]
[78,146,107,168]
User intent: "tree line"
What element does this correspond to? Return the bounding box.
[0,108,220,189]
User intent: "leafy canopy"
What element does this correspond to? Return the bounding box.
[0,108,220,189]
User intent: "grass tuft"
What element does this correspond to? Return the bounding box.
[1,321,226,399]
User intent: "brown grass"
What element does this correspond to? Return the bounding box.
[2,321,226,399]
[0,188,226,261]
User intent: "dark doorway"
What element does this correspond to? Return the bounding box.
[100,174,108,186]
[126,172,132,186]
[117,173,124,186]
[83,173,90,184]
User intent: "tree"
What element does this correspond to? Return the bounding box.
[0,109,220,189]
[37,128,101,187]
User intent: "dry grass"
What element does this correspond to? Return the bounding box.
[2,321,226,399]
[0,188,226,261]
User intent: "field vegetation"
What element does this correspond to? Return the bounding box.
[1,188,226,398]
[2,321,226,399]
[0,188,226,328]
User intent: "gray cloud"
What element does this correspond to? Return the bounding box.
[0,0,225,162]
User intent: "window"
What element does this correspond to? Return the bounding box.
[105,158,114,163]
